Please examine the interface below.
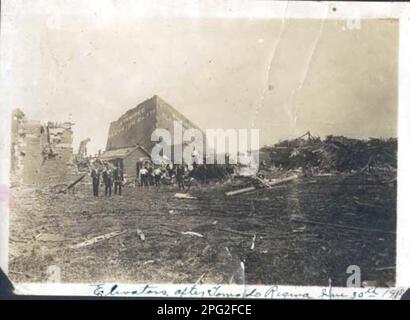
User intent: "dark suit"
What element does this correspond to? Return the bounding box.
[102,169,112,196]
[113,167,123,195]
[91,168,100,196]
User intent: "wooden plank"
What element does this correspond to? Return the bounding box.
[216,227,256,237]
[174,193,197,199]
[59,173,87,193]
[292,218,396,235]
[70,230,126,249]
[225,186,256,196]
[269,174,299,185]
[225,174,298,196]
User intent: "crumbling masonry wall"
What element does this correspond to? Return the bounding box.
[11,109,77,185]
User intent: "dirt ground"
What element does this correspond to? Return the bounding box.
[9,174,396,287]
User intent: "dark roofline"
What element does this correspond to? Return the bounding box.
[154,95,203,132]
[108,95,202,131]
[110,95,157,125]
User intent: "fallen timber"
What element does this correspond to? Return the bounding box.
[225,174,299,196]
[70,230,126,249]
[291,218,396,235]
[58,173,87,193]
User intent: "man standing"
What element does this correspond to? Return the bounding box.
[166,164,174,184]
[139,166,149,187]
[153,167,162,188]
[90,165,100,197]
[113,165,123,195]
[102,165,113,196]
[176,164,185,191]
[147,166,154,186]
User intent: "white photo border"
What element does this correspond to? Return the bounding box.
[0,0,408,299]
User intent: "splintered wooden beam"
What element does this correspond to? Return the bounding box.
[174,193,197,199]
[216,227,256,237]
[291,218,396,235]
[225,174,298,196]
[59,173,87,193]
[225,186,256,196]
[70,230,126,249]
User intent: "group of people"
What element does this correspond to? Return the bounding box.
[90,161,208,196]
[138,166,163,187]
[138,163,188,190]
[90,163,124,197]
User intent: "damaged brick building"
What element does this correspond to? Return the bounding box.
[104,95,204,178]
[11,109,77,185]
[106,95,203,151]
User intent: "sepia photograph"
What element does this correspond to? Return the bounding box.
[0,0,408,300]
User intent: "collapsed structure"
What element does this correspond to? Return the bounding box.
[11,109,77,185]
[259,131,397,173]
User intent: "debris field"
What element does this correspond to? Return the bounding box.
[9,173,396,287]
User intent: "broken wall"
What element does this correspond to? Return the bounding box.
[11,109,77,185]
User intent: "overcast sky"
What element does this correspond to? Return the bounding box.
[1,3,398,154]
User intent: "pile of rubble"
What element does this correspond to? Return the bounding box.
[316,136,397,172]
[263,133,397,173]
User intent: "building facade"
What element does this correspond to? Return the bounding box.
[105,95,204,161]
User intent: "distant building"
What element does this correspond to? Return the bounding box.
[100,145,151,179]
[105,95,204,162]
